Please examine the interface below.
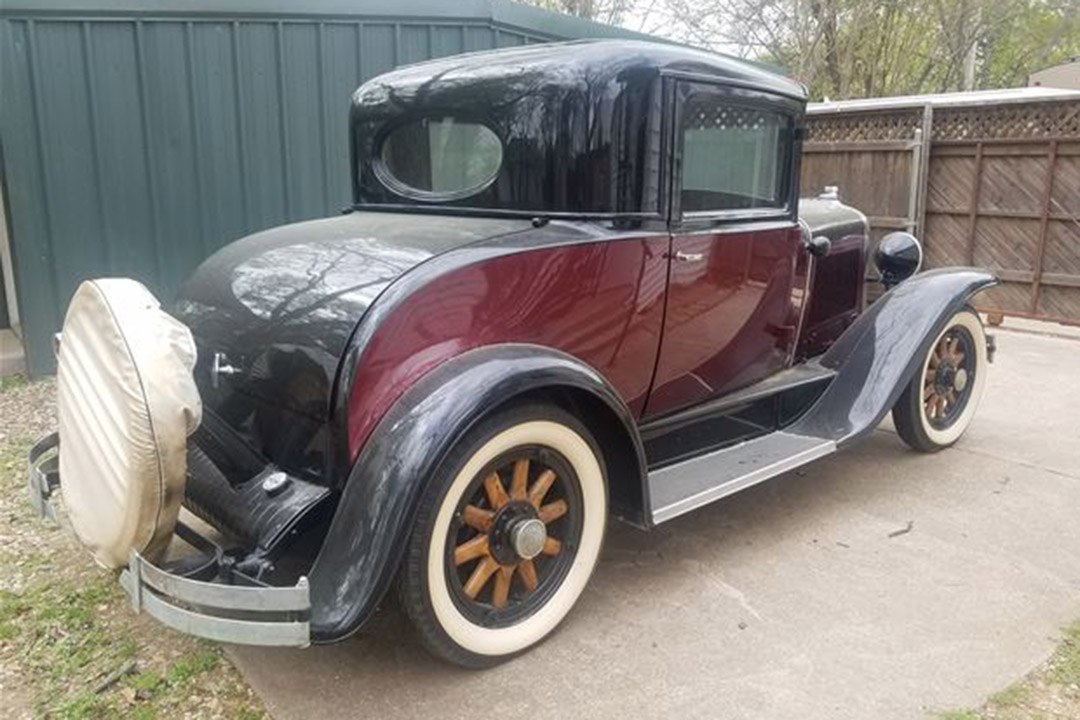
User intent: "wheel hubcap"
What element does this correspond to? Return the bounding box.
[510,518,547,560]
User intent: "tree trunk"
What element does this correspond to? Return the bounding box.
[811,0,844,96]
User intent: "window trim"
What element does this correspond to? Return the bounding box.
[680,103,788,213]
[372,114,505,204]
[667,78,803,229]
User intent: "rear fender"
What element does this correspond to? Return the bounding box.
[307,344,644,642]
[790,268,997,445]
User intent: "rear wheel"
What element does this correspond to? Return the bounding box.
[400,403,607,667]
[892,308,987,452]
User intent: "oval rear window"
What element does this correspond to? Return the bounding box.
[379,117,503,200]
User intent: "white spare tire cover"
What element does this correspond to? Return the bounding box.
[57,279,202,569]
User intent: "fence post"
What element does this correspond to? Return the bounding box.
[1030,140,1059,315]
[914,104,934,239]
[905,128,922,233]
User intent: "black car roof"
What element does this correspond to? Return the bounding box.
[348,39,807,216]
[367,39,807,101]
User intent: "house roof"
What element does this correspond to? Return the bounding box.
[809,86,1080,114]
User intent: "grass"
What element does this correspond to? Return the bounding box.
[931,619,1080,719]
[1049,619,1080,686]
[45,647,227,719]
[0,372,28,392]
[0,577,135,689]
[0,383,267,719]
[44,644,230,719]
[990,682,1033,708]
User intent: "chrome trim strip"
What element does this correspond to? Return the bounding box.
[675,218,797,234]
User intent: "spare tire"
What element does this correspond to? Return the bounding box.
[57,279,202,569]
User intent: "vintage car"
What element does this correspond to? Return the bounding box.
[29,40,996,667]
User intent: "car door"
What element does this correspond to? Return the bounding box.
[644,79,805,419]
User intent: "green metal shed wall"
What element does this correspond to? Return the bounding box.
[0,0,654,374]
[0,270,8,330]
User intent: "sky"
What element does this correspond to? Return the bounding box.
[612,1,743,56]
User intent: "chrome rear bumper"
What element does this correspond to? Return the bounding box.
[27,432,59,522]
[120,546,309,647]
[27,432,311,648]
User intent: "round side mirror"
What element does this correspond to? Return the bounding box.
[874,232,923,287]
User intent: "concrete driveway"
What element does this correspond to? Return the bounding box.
[229,321,1080,720]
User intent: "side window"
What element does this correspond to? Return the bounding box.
[679,97,793,214]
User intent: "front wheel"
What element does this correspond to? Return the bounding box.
[400,403,607,667]
[892,307,988,452]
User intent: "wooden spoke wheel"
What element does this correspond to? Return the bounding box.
[893,308,988,453]
[922,326,976,430]
[400,403,606,667]
[445,447,583,627]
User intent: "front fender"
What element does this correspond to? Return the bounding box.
[307,343,643,642]
[790,268,997,446]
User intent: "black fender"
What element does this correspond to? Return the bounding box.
[307,343,646,642]
[790,267,998,446]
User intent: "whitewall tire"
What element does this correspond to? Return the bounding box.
[892,307,988,452]
[400,403,607,667]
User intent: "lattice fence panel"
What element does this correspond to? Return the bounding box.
[933,101,1080,141]
[805,110,922,142]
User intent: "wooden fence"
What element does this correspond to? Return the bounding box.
[803,96,1080,325]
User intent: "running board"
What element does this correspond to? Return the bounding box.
[648,431,836,524]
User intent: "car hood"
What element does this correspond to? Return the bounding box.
[171,211,531,479]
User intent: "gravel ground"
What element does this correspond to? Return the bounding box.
[0,376,266,719]
[0,375,55,446]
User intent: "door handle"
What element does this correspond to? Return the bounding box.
[673,251,704,262]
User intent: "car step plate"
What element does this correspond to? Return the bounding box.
[648,431,836,524]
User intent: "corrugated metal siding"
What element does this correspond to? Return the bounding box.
[0,1,652,374]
